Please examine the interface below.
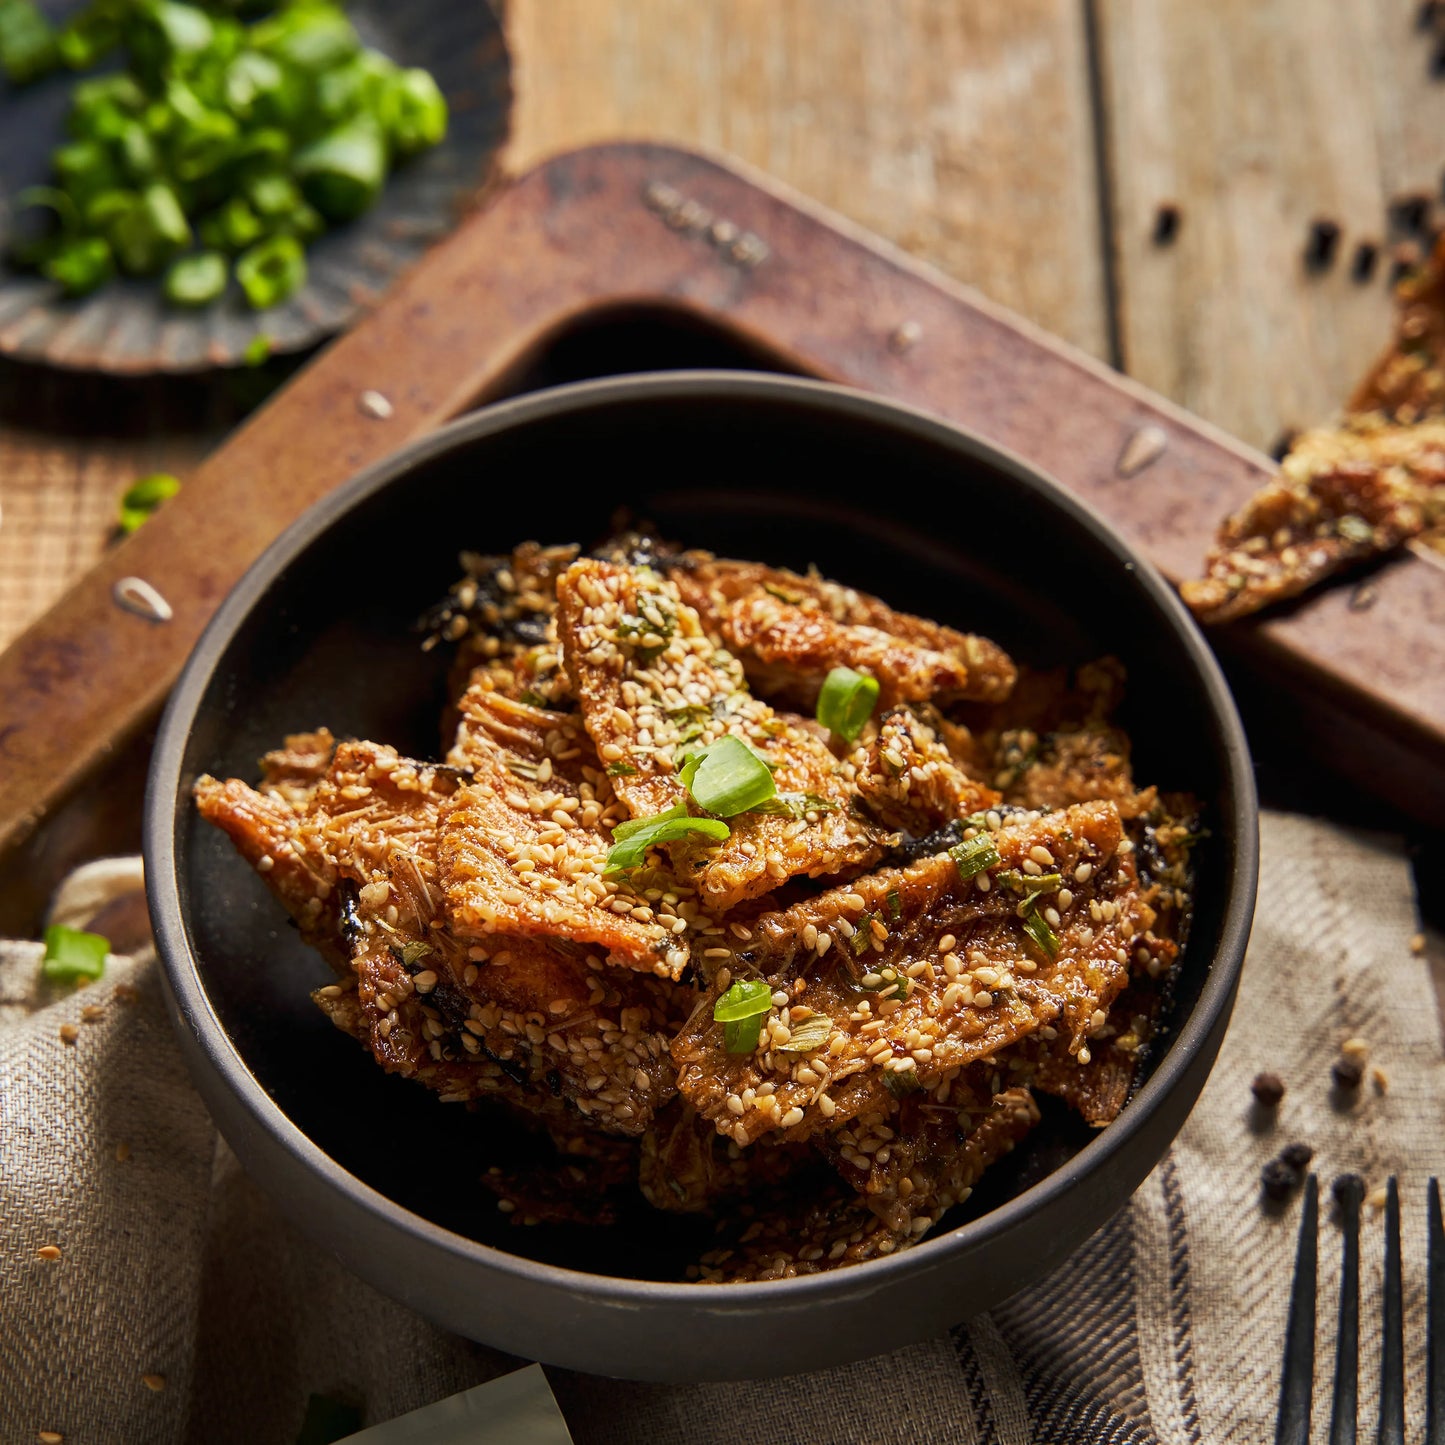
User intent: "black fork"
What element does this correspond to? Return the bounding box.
[1275,1175,1443,1445]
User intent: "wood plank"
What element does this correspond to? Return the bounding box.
[506,0,1110,359]
[1099,0,1445,451]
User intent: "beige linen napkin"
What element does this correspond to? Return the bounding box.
[2,812,1440,1445]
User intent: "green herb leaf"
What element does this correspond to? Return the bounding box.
[777,1014,832,1054]
[42,924,109,983]
[606,761,638,777]
[678,734,776,817]
[816,666,880,742]
[604,803,729,875]
[950,833,1000,881]
[1022,909,1060,957]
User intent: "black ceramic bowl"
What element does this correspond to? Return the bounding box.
[146,371,1258,1381]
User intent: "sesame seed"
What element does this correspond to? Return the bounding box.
[141,1374,166,1392]
[115,1142,131,1162]
[59,1025,79,1046]
[1075,862,1093,883]
[973,991,993,1008]
[1029,845,1055,866]
[781,1107,805,1128]
[497,1199,516,1213]
[38,1433,64,1444]
[37,1245,61,1261]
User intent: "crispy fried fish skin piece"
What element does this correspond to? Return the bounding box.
[1181,417,1445,623]
[1350,232,1445,421]
[638,1100,813,1213]
[692,1174,905,1282]
[665,554,1017,709]
[256,727,338,804]
[1021,982,1157,1127]
[440,687,690,977]
[673,801,1147,1148]
[818,1079,1040,1235]
[555,558,884,910]
[422,541,580,710]
[847,706,1000,835]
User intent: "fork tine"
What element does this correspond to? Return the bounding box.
[1377,1177,1404,1445]
[1427,1179,1443,1445]
[1277,1173,1319,1445]
[1330,1174,1365,1445]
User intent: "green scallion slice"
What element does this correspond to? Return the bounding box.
[678,734,776,817]
[1022,908,1060,957]
[777,1014,832,1054]
[42,924,109,983]
[604,803,729,875]
[816,666,880,742]
[714,978,772,1054]
[883,1067,923,1098]
[713,978,772,1022]
[950,833,1000,881]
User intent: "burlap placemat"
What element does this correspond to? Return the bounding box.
[2,812,1440,1445]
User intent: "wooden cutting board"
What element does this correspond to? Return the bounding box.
[1,140,1441,934]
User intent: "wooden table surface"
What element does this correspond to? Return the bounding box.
[5,0,1444,652]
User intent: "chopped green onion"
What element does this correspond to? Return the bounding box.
[724,1015,764,1054]
[777,1014,832,1054]
[751,791,837,819]
[44,235,114,297]
[110,182,191,275]
[606,762,638,777]
[884,1068,923,1098]
[399,940,431,968]
[997,869,1061,896]
[0,0,58,84]
[118,472,181,533]
[293,119,386,222]
[42,924,109,983]
[712,978,772,1022]
[1022,908,1060,957]
[234,232,305,308]
[950,833,1000,882]
[242,332,273,366]
[715,978,771,1054]
[678,735,776,817]
[604,803,729,875]
[886,888,903,920]
[164,251,227,306]
[816,666,879,742]
[380,66,448,157]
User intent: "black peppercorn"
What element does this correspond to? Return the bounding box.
[1261,1159,1298,1201]
[1332,1056,1364,1090]
[1305,219,1342,271]
[1152,202,1182,246]
[1351,241,1379,283]
[1251,1070,1286,1107]
[1280,1141,1313,1170]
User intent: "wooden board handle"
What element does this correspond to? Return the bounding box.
[3,140,1443,885]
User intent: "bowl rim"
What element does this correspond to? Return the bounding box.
[145,367,1259,1309]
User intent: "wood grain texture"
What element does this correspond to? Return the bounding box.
[1099,0,1445,450]
[506,0,1110,359]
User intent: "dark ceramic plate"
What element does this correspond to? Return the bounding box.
[145,372,1258,1380]
[0,0,509,373]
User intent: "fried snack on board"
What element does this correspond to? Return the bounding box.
[1181,417,1445,623]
